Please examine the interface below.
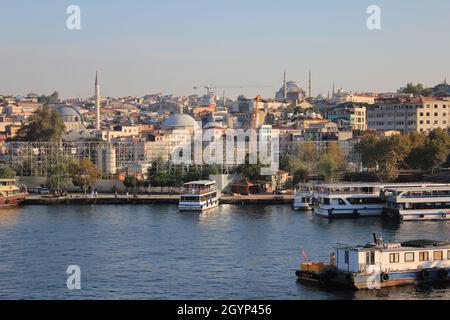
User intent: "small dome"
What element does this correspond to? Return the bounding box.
[161,113,199,129]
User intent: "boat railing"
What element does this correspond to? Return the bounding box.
[315,190,378,195]
[181,187,217,195]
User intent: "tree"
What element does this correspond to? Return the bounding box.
[38,91,60,104]
[123,176,138,192]
[15,105,65,141]
[316,154,337,182]
[292,168,309,185]
[326,142,348,172]
[150,171,171,192]
[399,83,432,97]
[0,165,16,179]
[46,162,71,191]
[69,158,101,192]
[408,129,450,172]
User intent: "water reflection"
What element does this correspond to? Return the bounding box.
[0,204,449,299]
[0,207,21,226]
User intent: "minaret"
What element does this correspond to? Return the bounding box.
[95,71,101,130]
[308,68,312,98]
[283,69,287,101]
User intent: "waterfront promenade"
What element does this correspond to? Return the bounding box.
[23,193,294,205]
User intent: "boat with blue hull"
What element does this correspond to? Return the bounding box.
[296,235,450,289]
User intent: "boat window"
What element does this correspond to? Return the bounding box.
[344,251,349,264]
[433,251,443,261]
[404,252,415,262]
[338,199,345,205]
[323,198,330,205]
[419,251,429,261]
[389,253,400,263]
[366,251,375,265]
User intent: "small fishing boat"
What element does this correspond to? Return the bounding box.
[296,234,450,289]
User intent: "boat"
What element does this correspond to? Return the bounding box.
[313,183,450,218]
[293,184,314,210]
[178,180,220,211]
[295,234,450,289]
[0,179,28,208]
[383,185,450,221]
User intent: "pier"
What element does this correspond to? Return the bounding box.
[23,194,295,206]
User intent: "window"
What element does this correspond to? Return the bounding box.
[448,250,450,260]
[404,252,415,262]
[366,251,375,265]
[419,251,429,261]
[345,251,349,264]
[433,251,443,261]
[389,253,400,263]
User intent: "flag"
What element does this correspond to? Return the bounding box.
[301,246,309,261]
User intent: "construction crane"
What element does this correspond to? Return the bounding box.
[193,84,271,96]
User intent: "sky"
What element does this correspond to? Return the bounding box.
[1,0,449,100]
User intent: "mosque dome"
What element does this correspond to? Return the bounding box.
[161,113,199,129]
[57,105,84,123]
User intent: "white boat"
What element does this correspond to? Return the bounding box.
[293,184,314,210]
[296,234,450,289]
[384,185,450,221]
[313,183,450,218]
[178,180,220,211]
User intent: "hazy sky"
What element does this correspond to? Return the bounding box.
[1,0,449,99]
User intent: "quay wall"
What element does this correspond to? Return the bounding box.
[23,195,294,206]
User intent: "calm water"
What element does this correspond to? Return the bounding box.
[0,204,449,300]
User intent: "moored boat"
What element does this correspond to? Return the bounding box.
[293,184,314,210]
[296,234,450,289]
[383,185,450,221]
[0,179,28,208]
[313,183,450,218]
[178,180,220,211]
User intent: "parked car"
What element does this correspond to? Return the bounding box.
[39,188,50,195]
[33,187,50,195]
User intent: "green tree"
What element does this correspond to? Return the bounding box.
[123,176,138,192]
[38,91,60,104]
[316,154,338,182]
[46,162,71,191]
[15,106,65,141]
[292,168,309,185]
[69,158,101,192]
[0,165,16,179]
[408,129,450,172]
[399,83,433,97]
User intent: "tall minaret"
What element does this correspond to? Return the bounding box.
[95,71,101,130]
[283,69,287,101]
[308,68,312,98]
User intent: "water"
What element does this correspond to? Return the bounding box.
[0,204,449,300]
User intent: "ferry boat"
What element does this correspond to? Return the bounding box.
[178,180,220,211]
[313,183,450,218]
[0,179,27,208]
[296,234,450,289]
[293,184,314,210]
[383,185,450,221]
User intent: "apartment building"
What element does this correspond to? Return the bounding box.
[367,97,450,133]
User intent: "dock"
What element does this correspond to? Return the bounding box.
[23,194,295,206]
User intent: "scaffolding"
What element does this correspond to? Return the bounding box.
[5,141,147,177]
